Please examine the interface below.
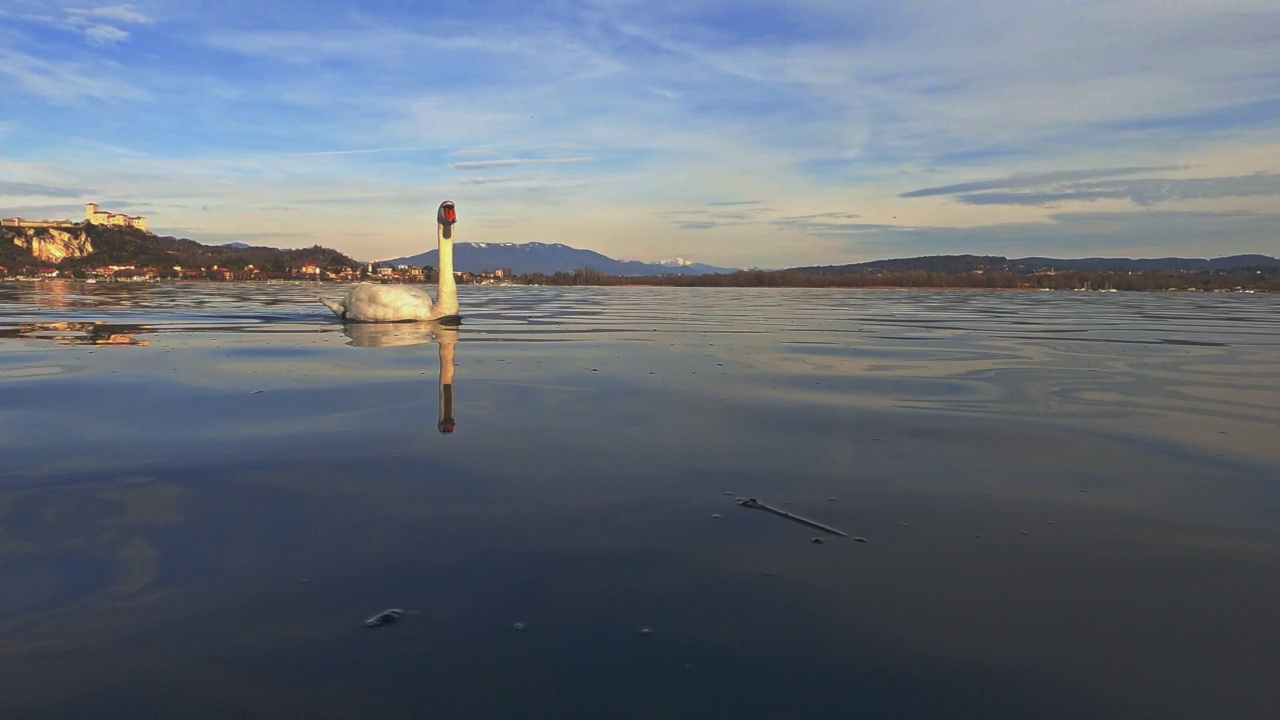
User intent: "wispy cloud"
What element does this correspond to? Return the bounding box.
[661,200,778,230]
[28,3,157,46]
[904,170,1280,207]
[771,218,894,236]
[284,146,441,157]
[0,50,147,103]
[0,181,93,198]
[457,173,542,186]
[450,157,593,170]
[900,167,1185,198]
[780,212,863,221]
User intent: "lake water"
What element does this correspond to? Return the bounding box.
[1,281,1278,719]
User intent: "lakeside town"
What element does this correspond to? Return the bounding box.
[3,205,1276,291]
[1,203,512,285]
[0,261,512,285]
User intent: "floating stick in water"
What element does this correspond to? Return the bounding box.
[738,498,849,538]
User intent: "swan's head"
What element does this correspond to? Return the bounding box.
[438,201,456,226]
[438,200,456,240]
[438,418,455,434]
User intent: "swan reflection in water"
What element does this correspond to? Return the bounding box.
[340,321,458,434]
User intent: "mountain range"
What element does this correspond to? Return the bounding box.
[381,242,736,276]
[380,242,1278,277]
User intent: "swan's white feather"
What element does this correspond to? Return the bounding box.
[325,284,443,322]
[320,297,345,316]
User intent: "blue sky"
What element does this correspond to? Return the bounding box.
[2,0,1278,267]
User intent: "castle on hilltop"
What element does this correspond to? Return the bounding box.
[2,203,147,231]
[85,203,147,231]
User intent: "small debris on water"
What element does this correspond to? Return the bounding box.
[512,622,526,631]
[298,578,310,584]
[1078,489,1088,493]
[811,537,825,544]
[365,608,404,628]
[638,627,654,636]
[1046,520,1055,524]
[741,497,848,537]
[853,536,868,543]
[973,534,983,539]
[1020,531,1030,536]
[250,390,265,395]
[900,522,911,527]
[723,492,734,496]
[827,497,838,502]
[871,437,884,441]
[710,513,721,519]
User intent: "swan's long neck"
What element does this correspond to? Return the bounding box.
[436,222,458,316]
[438,334,456,431]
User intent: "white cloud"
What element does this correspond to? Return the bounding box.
[18,3,157,45]
[83,24,130,45]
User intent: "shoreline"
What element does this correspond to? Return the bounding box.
[0,277,1270,293]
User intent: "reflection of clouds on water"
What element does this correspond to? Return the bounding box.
[0,475,183,650]
[343,321,459,435]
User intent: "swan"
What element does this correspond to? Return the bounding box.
[321,200,461,323]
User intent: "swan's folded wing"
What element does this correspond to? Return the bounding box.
[342,284,438,322]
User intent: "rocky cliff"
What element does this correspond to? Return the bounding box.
[9,227,94,263]
[0,223,360,275]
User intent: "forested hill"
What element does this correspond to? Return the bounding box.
[792,254,1280,276]
[1,223,359,273]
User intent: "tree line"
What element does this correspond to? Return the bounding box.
[509,267,1280,292]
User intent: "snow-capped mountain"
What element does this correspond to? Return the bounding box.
[380,242,735,276]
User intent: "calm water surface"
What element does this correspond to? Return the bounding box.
[2,281,1278,719]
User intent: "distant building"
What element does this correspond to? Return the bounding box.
[1,217,75,229]
[85,203,147,231]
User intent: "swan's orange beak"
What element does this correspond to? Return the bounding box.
[440,202,456,225]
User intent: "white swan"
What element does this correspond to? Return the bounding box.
[321,200,460,322]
